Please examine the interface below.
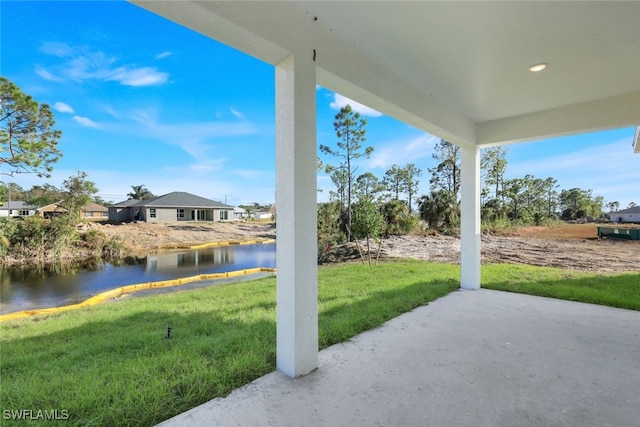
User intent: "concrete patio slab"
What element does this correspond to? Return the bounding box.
[158,289,640,427]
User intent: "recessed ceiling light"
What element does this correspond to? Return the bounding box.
[529,63,548,72]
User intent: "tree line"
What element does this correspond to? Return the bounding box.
[318,105,635,252]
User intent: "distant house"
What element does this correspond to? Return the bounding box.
[253,206,275,220]
[37,202,67,219]
[610,206,640,223]
[0,201,37,218]
[37,201,108,220]
[81,202,109,219]
[233,207,248,220]
[108,192,235,223]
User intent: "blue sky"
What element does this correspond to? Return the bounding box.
[2,1,638,208]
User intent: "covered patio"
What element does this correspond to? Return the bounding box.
[129,1,639,422]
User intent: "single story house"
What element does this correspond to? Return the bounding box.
[0,201,37,218]
[610,206,640,223]
[38,201,108,219]
[109,192,235,223]
[253,206,275,220]
[81,202,109,219]
[233,207,248,220]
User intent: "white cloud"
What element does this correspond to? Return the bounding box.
[107,66,168,87]
[37,42,169,87]
[40,41,74,58]
[102,105,122,119]
[329,93,383,117]
[230,107,246,120]
[35,66,65,82]
[54,102,74,114]
[155,51,173,60]
[73,115,99,128]
[120,107,258,173]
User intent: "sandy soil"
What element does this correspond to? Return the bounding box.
[94,221,276,249]
[93,221,639,273]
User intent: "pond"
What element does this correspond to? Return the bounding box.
[0,243,276,315]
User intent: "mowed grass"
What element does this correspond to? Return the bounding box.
[0,260,458,426]
[483,264,640,311]
[1,260,638,426]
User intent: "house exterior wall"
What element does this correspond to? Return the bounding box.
[108,207,135,223]
[144,207,232,222]
[145,207,174,222]
[81,210,108,219]
[0,208,36,218]
[216,209,232,221]
[254,212,272,220]
[610,213,640,223]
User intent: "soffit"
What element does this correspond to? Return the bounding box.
[132,1,640,145]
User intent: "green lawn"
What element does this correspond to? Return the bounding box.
[483,264,640,311]
[1,260,637,426]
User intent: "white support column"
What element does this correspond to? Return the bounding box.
[275,53,318,378]
[460,145,481,290]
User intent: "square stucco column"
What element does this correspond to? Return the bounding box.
[460,145,481,290]
[275,54,318,378]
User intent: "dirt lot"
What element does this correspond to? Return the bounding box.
[93,221,639,273]
[95,221,276,250]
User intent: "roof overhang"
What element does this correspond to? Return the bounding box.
[131,1,640,147]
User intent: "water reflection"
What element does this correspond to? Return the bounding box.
[0,243,276,314]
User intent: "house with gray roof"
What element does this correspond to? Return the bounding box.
[610,206,640,223]
[0,201,37,218]
[108,192,235,223]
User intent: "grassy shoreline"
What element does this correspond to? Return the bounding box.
[1,260,638,426]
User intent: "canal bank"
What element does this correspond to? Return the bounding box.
[1,241,276,317]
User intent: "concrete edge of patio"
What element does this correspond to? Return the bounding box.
[158,289,640,427]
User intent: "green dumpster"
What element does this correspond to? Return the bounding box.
[597,226,640,240]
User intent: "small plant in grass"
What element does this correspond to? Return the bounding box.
[351,198,384,265]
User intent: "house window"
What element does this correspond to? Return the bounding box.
[85,211,94,217]
[150,208,156,218]
[19,210,30,216]
[177,209,185,218]
[219,210,229,221]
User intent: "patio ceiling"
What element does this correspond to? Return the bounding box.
[132,1,639,147]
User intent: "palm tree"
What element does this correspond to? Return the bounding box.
[418,190,458,230]
[127,185,154,201]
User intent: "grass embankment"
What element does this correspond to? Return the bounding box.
[1,260,638,426]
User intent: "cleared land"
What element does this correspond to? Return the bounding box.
[94,221,640,273]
